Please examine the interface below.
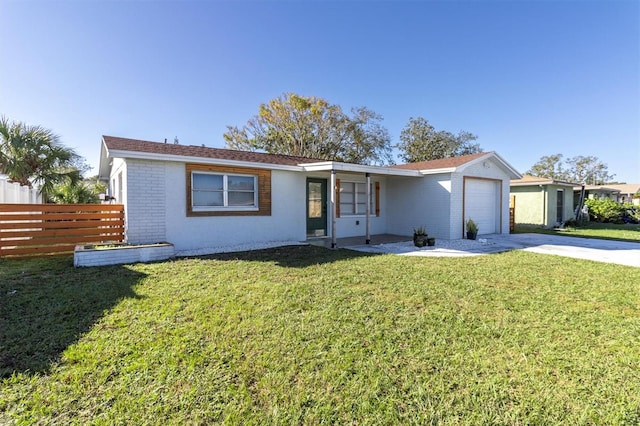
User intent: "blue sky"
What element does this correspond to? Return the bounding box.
[1,0,638,182]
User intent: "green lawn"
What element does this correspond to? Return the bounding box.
[2,246,640,424]
[516,222,640,242]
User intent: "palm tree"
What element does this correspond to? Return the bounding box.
[0,116,81,200]
[50,179,105,204]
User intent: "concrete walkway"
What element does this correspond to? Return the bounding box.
[345,233,640,268]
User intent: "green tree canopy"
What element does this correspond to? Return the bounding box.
[0,116,81,199]
[526,153,615,184]
[526,154,565,179]
[224,93,393,165]
[396,117,481,163]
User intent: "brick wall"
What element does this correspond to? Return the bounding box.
[124,159,167,244]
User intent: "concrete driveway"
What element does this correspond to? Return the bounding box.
[346,233,640,268]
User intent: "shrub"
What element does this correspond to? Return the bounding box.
[584,198,638,224]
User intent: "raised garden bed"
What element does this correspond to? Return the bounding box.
[74,242,175,267]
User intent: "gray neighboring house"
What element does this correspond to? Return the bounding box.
[606,184,640,205]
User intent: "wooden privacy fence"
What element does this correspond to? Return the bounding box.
[509,195,516,233]
[0,204,124,258]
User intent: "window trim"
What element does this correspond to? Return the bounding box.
[186,163,272,217]
[191,171,258,212]
[336,180,380,217]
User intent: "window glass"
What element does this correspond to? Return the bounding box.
[340,181,375,216]
[308,182,323,218]
[193,191,224,206]
[193,174,223,191]
[228,175,254,191]
[192,172,256,209]
[228,191,255,206]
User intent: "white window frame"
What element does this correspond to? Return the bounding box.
[339,181,375,216]
[191,171,258,212]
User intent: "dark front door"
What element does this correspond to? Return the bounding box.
[556,189,564,223]
[306,178,327,237]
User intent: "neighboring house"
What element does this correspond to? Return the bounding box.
[606,184,640,205]
[510,175,578,228]
[98,136,521,254]
[0,175,42,204]
[573,185,620,206]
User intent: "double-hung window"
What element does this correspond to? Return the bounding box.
[191,172,257,211]
[339,182,375,215]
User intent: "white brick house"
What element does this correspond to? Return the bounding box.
[98,136,521,254]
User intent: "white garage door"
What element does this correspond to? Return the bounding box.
[465,179,499,235]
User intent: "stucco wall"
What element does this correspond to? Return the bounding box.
[114,160,396,251]
[511,186,545,226]
[109,158,126,203]
[333,173,387,238]
[511,185,575,228]
[163,163,307,253]
[386,175,452,239]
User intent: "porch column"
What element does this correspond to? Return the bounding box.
[365,172,371,244]
[330,170,337,249]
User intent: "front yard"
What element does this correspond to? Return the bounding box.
[516,222,640,242]
[2,246,640,424]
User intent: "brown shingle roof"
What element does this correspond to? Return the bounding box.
[391,152,488,170]
[102,136,325,166]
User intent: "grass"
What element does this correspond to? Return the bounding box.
[516,222,640,242]
[2,246,640,424]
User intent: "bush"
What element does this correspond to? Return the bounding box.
[584,198,638,224]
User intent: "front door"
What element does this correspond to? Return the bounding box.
[306,178,327,237]
[556,189,564,224]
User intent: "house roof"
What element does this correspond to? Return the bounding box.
[99,136,521,180]
[392,152,488,170]
[102,136,323,167]
[98,136,423,179]
[576,185,621,194]
[510,174,578,187]
[390,151,522,179]
[603,184,640,195]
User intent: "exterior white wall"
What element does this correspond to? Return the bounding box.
[123,159,167,244]
[386,174,452,239]
[109,158,126,203]
[459,159,513,237]
[333,173,387,238]
[449,173,465,239]
[0,176,42,203]
[112,154,515,248]
[386,157,514,240]
[164,163,307,253]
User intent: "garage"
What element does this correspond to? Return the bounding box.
[464,178,501,235]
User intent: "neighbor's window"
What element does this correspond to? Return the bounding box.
[192,171,257,210]
[339,182,375,215]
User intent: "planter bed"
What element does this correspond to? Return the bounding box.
[74,242,175,267]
